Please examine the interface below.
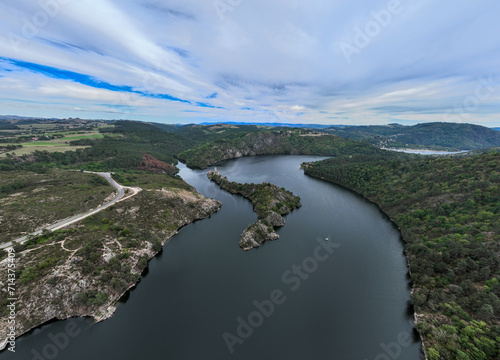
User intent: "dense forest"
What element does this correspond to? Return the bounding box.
[322,122,500,150]
[2,117,500,358]
[153,122,265,146]
[304,150,500,359]
[179,129,385,169]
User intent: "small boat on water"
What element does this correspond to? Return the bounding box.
[325,237,329,241]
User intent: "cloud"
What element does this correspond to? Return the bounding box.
[0,0,499,125]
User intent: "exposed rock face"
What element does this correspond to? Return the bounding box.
[208,171,301,250]
[0,188,221,348]
[179,129,353,169]
[180,131,295,169]
[265,211,285,227]
[138,153,177,174]
[240,221,280,250]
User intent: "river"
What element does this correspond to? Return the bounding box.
[383,148,469,155]
[2,155,423,360]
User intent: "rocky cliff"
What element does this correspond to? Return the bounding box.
[0,182,221,349]
[179,129,373,169]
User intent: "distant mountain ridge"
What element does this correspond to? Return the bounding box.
[198,121,334,129]
[184,121,500,150]
[2,116,500,150]
[321,122,500,150]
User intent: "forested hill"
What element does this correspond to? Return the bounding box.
[304,150,500,359]
[0,121,193,173]
[1,121,386,172]
[322,122,500,150]
[152,122,265,147]
[178,129,386,169]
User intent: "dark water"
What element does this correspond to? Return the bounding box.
[3,155,423,360]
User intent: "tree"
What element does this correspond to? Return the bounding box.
[477,304,494,321]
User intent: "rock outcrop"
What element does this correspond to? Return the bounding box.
[208,171,301,250]
[179,129,346,169]
[0,186,221,349]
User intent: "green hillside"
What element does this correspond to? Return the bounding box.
[0,120,193,173]
[178,128,385,169]
[323,122,500,150]
[304,150,500,359]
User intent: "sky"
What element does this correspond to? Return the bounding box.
[1,0,500,126]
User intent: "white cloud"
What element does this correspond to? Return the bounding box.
[0,0,499,125]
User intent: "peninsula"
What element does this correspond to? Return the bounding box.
[208,169,301,250]
[0,169,221,349]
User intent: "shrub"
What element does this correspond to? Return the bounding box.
[94,292,108,306]
[152,239,162,252]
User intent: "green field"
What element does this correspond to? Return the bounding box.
[0,143,90,158]
[0,133,103,158]
[21,141,62,146]
[17,124,60,130]
[62,134,104,140]
[0,169,114,243]
[50,131,96,136]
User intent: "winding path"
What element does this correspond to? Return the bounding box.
[0,171,141,250]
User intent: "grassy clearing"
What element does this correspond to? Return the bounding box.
[50,130,100,136]
[19,133,104,143]
[17,124,60,130]
[21,141,61,146]
[0,144,90,158]
[0,133,102,157]
[0,169,114,243]
[62,134,104,140]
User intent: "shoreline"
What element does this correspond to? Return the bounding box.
[303,171,428,360]
[207,170,301,250]
[0,191,222,353]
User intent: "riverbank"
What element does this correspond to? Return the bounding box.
[179,129,385,169]
[303,151,500,359]
[0,176,221,351]
[1,155,423,360]
[303,170,427,359]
